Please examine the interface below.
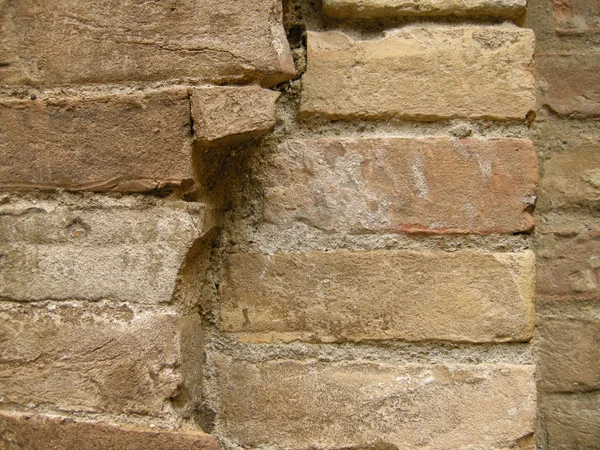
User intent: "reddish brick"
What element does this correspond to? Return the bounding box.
[263,138,537,234]
[0,412,220,450]
[551,0,600,34]
[537,53,600,117]
[0,90,194,193]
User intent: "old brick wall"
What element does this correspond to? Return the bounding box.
[0,0,546,448]
[527,0,600,447]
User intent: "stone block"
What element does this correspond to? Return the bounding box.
[218,358,536,449]
[300,27,536,121]
[263,138,537,234]
[0,0,294,86]
[220,250,536,343]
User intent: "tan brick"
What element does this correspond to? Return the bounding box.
[0,197,208,305]
[300,27,535,121]
[535,214,600,300]
[217,358,535,449]
[324,0,526,19]
[0,412,220,450]
[536,300,600,392]
[539,393,600,449]
[191,87,280,146]
[0,90,194,193]
[220,250,535,343]
[538,142,600,211]
[0,0,294,87]
[263,138,537,234]
[551,0,600,34]
[537,54,600,117]
[0,303,202,417]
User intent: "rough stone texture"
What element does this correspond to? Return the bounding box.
[217,358,536,449]
[0,0,294,87]
[0,302,202,417]
[323,0,526,18]
[0,90,194,193]
[263,138,538,234]
[537,53,600,117]
[538,393,600,449]
[538,142,600,211]
[0,197,209,305]
[0,412,220,450]
[220,250,535,343]
[551,0,600,34]
[535,300,600,393]
[535,214,600,300]
[191,87,280,146]
[300,26,536,121]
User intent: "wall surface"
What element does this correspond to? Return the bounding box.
[0,0,571,448]
[527,0,600,447]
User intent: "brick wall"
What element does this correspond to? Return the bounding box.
[527,0,600,447]
[0,0,546,448]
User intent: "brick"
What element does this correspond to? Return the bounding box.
[539,393,600,450]
[535,214,600,300]
[536,300,600,392]
[0,0,294,87]
[300,27,535,121]
[0,412,219,450]
[220,250,535,343]
[551,0,600,34]
[0,197,209,305]
[537,54,600,117]
[538,142,600,211]
[323,0,526,19]
[0,303,202,416]
[0,90,194,193]
[263,138,538,234]
[218,358,535,449]
[191,87,280,146]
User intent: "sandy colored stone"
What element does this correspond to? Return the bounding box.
[191,87,280,146]
[300,26,535,121]
[537,53,600,117]
[0,0,294,87]
[538,142,600,210]
[0,412,220,450]
[0,90,194,193]
[538,393,600,449]
[324,0,526,18]
[220,250,535,343]
[536,300,600,392]
[0,197,208,305]
[535,214,600,300]
[0,302,202,417]
[217,358,535,449]
[263,138,537,234]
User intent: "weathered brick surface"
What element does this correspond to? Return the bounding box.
[0,197,208,305]
[551,0,600,33]
[535,215,600,299]
[539,393,600,449]
[0,0,294,87]
[220,250,535,343]
[0,303,202,416]
[300,27,535,121]
[536,300,600,392]
[537,53,600,117]
[263,138,537,234]
[191,87,280,146]
[0,412,220,450]
[538,142,600,210]
[0,90,194,193]
[323,0,526,18]
[218,358,536,449]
